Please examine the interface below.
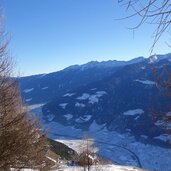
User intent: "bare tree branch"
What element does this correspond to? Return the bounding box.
[118,0,171,53]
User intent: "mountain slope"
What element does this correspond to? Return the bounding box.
[48,138,77,160]
[19,53,171,171]
[42,55,171,139]
[19,57,145,104]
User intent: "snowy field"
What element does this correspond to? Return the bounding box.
[29,104,171,171]
[46,121,171,171]
[14,164,146,171]
[56,165,146,171]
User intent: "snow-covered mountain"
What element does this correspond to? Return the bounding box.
[19,57,145,104]
[65,56,145,70]
[19,53,171,143]
[19,53,171,171]
[40,54,171,137]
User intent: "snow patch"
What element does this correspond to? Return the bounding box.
[96,91,107,96]
[134,116,140,120]
[123,109,144,116]
[135,79,156,85]
[46,114,55,121]
[155,120,165,126]
[75,102,85,107]
[23,88,34,93]
[59,103,68,109]
[63,93,75,97]
[149,55,158,63]
[89,91,107,104]
[154,134,171,142]
[25,98,32,102]
[88,95,99,104]
[75,115,92,123]
[64,114,73,120]
[77,93,90,100]
[77,91,107,104]
[28,104,44,110]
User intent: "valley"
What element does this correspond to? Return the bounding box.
[20,53,171,171]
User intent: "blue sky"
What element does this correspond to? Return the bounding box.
[1,0,171,76]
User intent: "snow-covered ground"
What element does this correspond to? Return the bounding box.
[12,164,146,171]
[23,88,34,93]
[134,79,156,85]
[123,109,144,116]
[41,86,48,90]
[28,104,171,171]
[59,103,68,109]
[75,115,92,123]
[76,91,107,104]
[25,98,32,102]
[75,102,86,108]
[63,93,76,97]
[46,121,171,171]
[28,104,45,111]
[64,114,73,120]
[57,165,146,171]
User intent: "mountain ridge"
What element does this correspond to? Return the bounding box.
[19,53,171,141]
[19,52,171,171]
